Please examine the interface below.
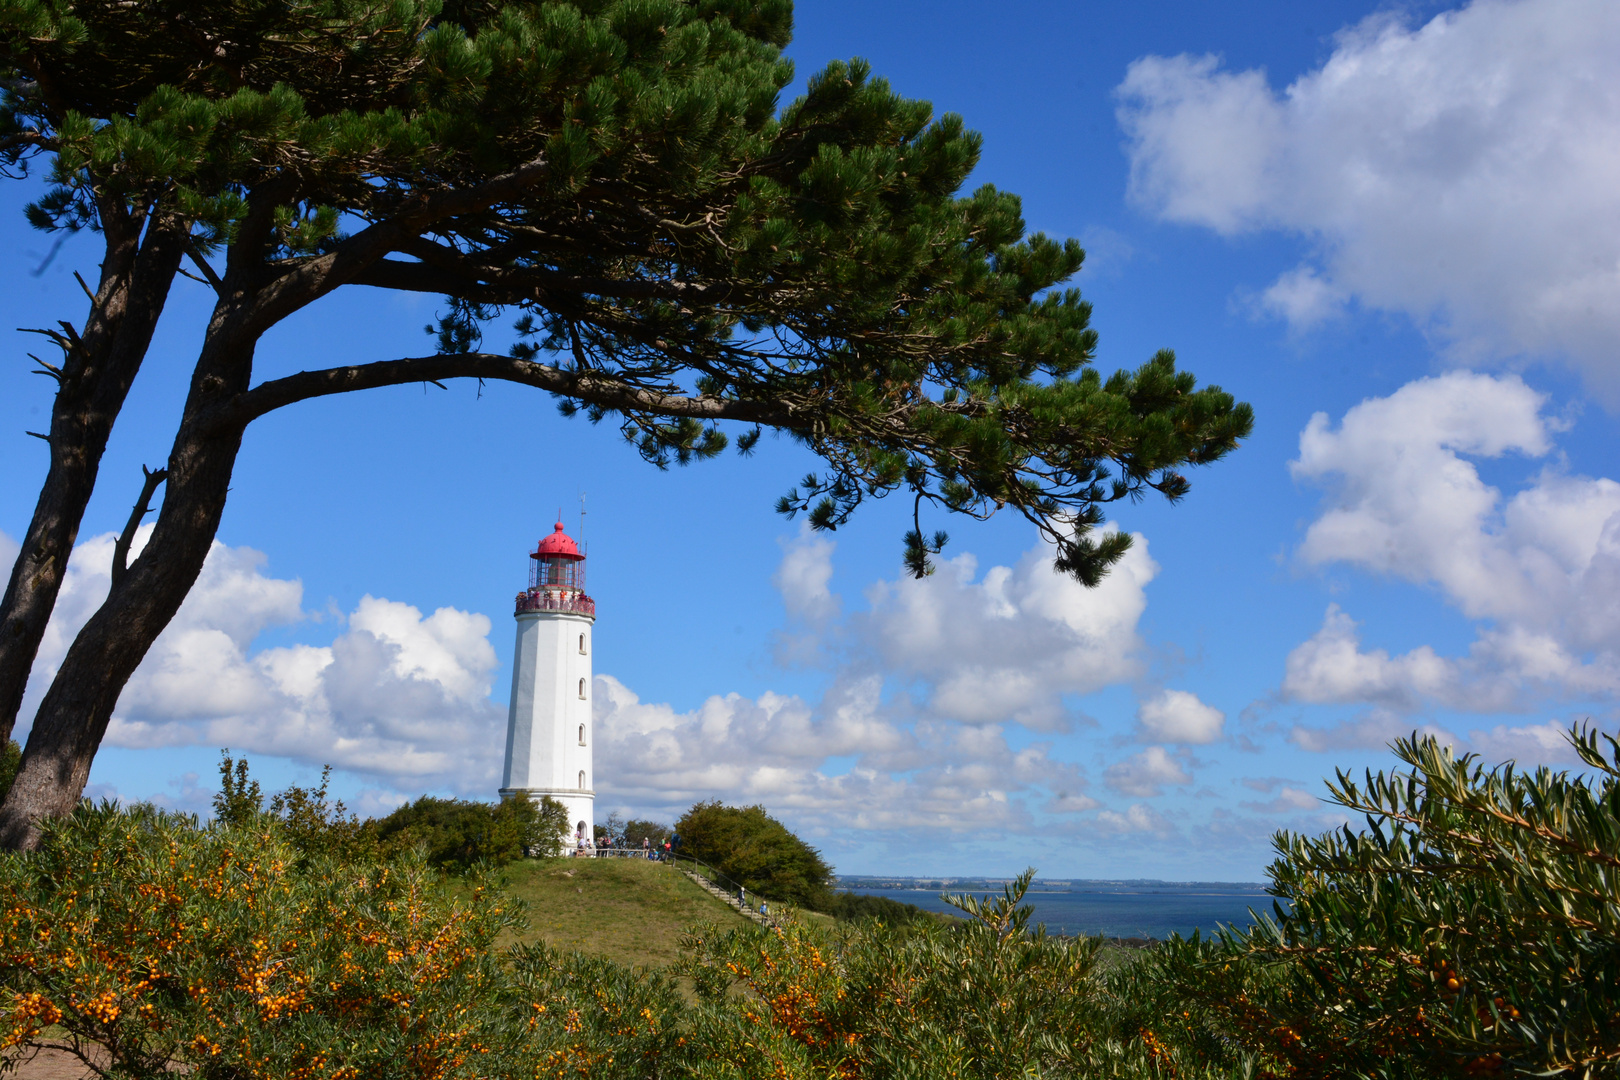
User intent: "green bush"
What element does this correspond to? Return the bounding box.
[623,817,671,848]
[1147,724,1620,1078]
[213,752,568,870]
[675,801,832,908]
[371,792,569,871]
[823,891,932,924]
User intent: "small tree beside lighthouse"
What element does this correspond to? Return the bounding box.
[501,522,596,852]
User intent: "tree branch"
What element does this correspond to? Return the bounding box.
[209,353,798,434]
[349,254,748,308]
[111,466,167,587]
[348,259,526,303]
[181,235,224,294]
[0,131,54,154]
[242,157,553,333]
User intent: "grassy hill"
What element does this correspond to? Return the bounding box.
[492,857,748,970]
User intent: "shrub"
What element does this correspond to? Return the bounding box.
[1152,724,1620,1078]
[0,802,521,1079]
[371,792,569,871]
[7,733,1615,1079]
[675,801,832,908]
[680,871,1135,1079]
[823,891,932,924]
[623,818,670,848]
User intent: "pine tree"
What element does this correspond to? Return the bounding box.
[0,0,1253,848]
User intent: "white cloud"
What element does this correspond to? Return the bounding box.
[858,530,1157,730]
[1287,709,1456,754]
[1257,266,1349,329]
[1136,689,1225,744]
[1282,605,1481,711]
[1286,708,1583,769]
[1104,746,1193,798]
[1239,786,1320,814]
[1283,373,1620,713]
[1117,0,1620,392]
[774,525,840,625]
[591,674,1098,835]
[1095,802,1173,834]
[588,529,1170,835]
[1468,719,1584,764]
[18,527,506,795]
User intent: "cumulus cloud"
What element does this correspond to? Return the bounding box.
[1239,786,1320,814]
[1283,372,1620,714]
[592,674,1098,835]
[773,525,840,625]
[1282,606,1484,711]
[1287,709,1455,754]
[858,531,1157,730]
[1105,746,1193,798]
[1467,720,1585,765]
[1136,689,1225,744]
[19,527,507,795]
[1287,709,1583,767]
[1117,0,1620,391]
[1095,802,1173,834]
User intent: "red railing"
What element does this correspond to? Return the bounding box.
[514,591,597,617]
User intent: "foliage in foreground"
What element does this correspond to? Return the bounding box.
[0,803,522,1079]
[3,726,1618,1078]
[1143,724,1620,1079]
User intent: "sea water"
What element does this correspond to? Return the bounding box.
[836,879,1282,940]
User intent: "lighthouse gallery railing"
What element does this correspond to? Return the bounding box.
[514,592,596,616]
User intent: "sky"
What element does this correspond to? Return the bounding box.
[3,0,1619,880]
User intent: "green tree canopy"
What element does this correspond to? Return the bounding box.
[0,0,1251,849]
[675,800,831,907]
[372,793,571,869]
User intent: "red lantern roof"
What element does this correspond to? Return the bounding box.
[531,522,584,561]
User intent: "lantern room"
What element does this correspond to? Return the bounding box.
[516,522,595,617]
[530,521,585,590]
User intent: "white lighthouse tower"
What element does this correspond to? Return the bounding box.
[500,521,596,849]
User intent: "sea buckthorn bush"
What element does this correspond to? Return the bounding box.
[0,801,522,1078]
[2,725,1616,1079]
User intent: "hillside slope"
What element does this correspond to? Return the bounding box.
[496,857,748,969]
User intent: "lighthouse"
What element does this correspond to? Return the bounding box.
[500,521,596,849]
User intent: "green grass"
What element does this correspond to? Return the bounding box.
[491,857,749,970]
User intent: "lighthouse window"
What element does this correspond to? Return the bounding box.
[578,723,586,746]
[578,770,586,789]
[578,633,586,654]
[578,677,586,699]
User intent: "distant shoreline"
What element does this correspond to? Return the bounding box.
[834,876,1271,891]
[833,878,1283,941]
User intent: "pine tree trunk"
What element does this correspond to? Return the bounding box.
[0,330,253,850]
[0,219,185,745]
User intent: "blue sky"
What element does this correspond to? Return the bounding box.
[3,0,1618,879]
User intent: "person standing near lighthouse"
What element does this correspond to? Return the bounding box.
[500,521,596,852]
